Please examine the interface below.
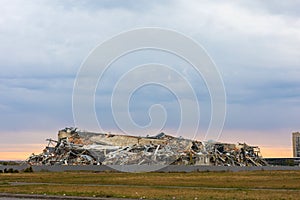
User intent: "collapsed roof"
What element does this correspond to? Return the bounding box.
[26,127,268,166]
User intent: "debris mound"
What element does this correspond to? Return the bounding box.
[26,127,268,166]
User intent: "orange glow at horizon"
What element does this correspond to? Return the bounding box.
[0,144,44,160]
[0,146,293,161]
[260,147,292,158]
[0,152,35,160]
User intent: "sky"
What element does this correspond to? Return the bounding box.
[0,0,300,159]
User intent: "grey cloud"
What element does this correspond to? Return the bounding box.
[0,0,299,137]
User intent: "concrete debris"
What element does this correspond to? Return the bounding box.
[26,127,268,166]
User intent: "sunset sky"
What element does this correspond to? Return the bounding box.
[1,0,300,160]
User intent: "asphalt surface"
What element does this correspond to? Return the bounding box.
[0,193,136,200]
[7,182,300,192]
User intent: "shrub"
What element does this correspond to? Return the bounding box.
[23,166,33,173]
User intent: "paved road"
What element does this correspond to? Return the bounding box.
[0,198,35,200]
[0,193,136,200]
[8,182,300,192]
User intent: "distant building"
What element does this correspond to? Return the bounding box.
[292,132,300,157]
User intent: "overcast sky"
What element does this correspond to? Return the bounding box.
[1,0,300,158]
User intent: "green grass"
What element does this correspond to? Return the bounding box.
[1,171,300,199]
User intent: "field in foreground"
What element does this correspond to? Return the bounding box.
[1,170,300,199]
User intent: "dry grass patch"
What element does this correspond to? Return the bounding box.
[1,170,300,199]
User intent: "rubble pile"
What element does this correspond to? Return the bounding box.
[26,127,268,166]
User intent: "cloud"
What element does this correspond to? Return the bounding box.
[0,0,299,147]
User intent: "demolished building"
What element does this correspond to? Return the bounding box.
[26,127,268,166]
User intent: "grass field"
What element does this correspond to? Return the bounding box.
[1,170,300,199]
